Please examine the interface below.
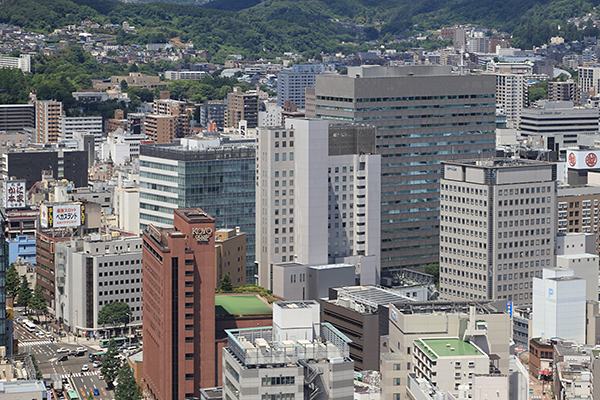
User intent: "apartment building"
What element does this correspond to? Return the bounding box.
[59,115,103,143]
[307,65,496,272]
[222,301,354,400]
[494,74,526,129]
[54,233,143,335]
[277,63,325,109]
[578,64,600,97]
[557,183,600,247]
[215,228,246,286]
[256,119,381,290]
[0,54,31,73]
[142,208,217,399]
[35,100,62,144]
[548,80,580,104]
[225,87,259,129]
[439,159,557,305]
[144,97,190,143]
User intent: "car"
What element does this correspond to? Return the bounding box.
[98,372,104,380]
[81,365,89,372]
[76,347,87,353]
[67,350,76,356]
[92,361,101,368]
[57,355,68,362]
[16,308,25,313]
[127,345,137,352]
[57,348,68,353]
[93,388,99,396]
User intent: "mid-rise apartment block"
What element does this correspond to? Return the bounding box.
[142,208,217,399]
[200,101,226,131]
[59,116,103,143]
[308,65,496,272]
[578,64,600,97]
[493,73,526,129]
[35,100,62,144]
[277,63,325,109]
[256,119,381,290]
[557,183,600,246]
[439,159,557,305]
[139,140,256,283]
[549,80,580,104]
[222,301,354,400]
[55,233,143,335]
[145,98,190,143]
[0,54,31,73]
[225,87,259,129]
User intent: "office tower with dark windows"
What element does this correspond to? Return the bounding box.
[306,66,496,272]
[139,139,256,283]
[438,159,557,306]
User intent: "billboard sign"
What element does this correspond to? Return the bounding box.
[40,203,83,228]
[567,150,600,170]
[3,181,26,209]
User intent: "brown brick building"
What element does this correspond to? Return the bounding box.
[225,86,258,129]
[142,208,216,400]
[557,183,600,252]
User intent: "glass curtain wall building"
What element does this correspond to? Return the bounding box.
[307,66,496,272]
[140,142,256,283]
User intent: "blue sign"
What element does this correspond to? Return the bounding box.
[506,301,513,317]
[391,309,397,322]
[549,288,554,297]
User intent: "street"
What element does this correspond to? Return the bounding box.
[15,318,114,400]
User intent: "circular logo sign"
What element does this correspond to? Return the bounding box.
[586,152,598,168]
[568,152,576,167]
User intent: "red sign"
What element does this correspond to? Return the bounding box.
[586,152,598,167]
[568,152,576,167]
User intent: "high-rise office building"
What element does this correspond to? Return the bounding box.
[494,74,526,129]
[438,159,557,305]
[139,140,256,283]
[256,119,381,289]
[142,208,216,399]
[35,100,62,144]
[307,66,496,272]
[277,63,325,110]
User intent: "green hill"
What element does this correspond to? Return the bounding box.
[0,0,599,59]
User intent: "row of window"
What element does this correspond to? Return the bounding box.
[99,269,140,277]
[499,186,552,196]
[98,260,141,267]
[273,153,294,161]
[498,272,532,282]
[99,278,141,286]
[442,268,486,281]
[99,288,141,296]
[499,218,551,228]
[441,288,486,300]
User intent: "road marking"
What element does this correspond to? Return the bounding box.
[19,339,53,346]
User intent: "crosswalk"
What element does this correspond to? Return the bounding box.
[19,339,54,347]
[59,371,99,379]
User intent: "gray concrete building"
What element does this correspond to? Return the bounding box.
[222,301,354,400]
[307,66,496,272]
[256,119,381,291]
[277,63,325,109]
[439,159,557,305]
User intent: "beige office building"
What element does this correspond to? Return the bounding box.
[439,159,557,305]
[35,100,62,144]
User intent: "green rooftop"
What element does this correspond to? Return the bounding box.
[215,295,273,317]
[415,338,483,359]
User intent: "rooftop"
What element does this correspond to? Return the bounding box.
[392,301,500,315]
[415,338,484,359]
[215,295,272,317]
[331,285,413,314]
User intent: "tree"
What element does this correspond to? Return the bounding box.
[6,264,19,298]
[115,365,142,400]
[30,354,42,380]
[98,302,132,332]
[423,263,440,286]
[120,79,129,91]
[101,339,121,388]
[29,284,48,316]
[17,276,32,307]
[220,273,233,291]
[87,392,94,400]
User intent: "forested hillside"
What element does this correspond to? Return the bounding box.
[1,0,599,58]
